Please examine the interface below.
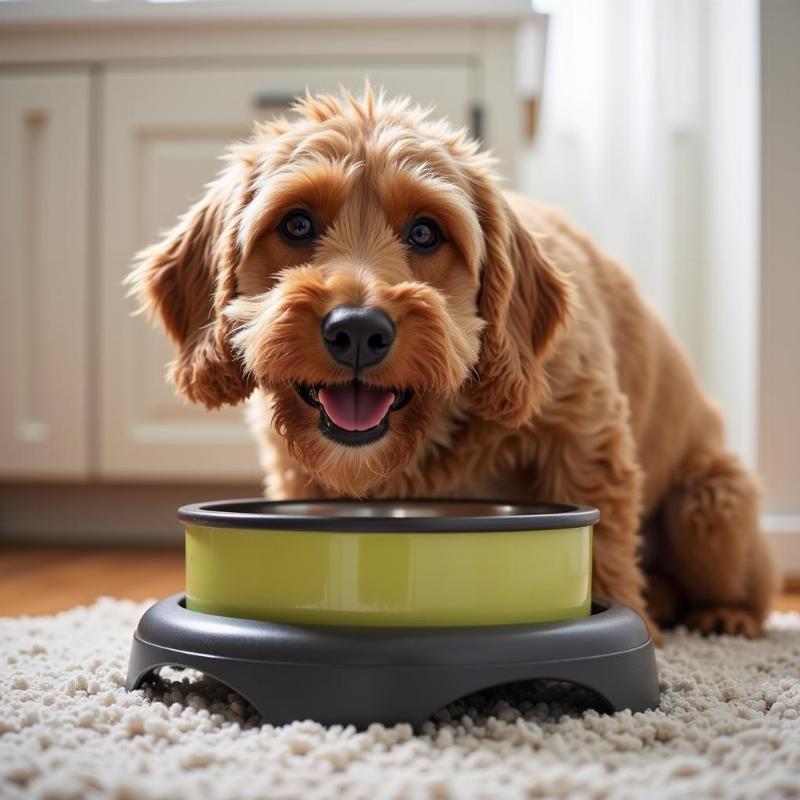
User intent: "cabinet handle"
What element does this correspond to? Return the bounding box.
[470,103,484,142]
[24,109,48,128]
[252,92,299,111]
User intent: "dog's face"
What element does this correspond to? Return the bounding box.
[129,89,570,495]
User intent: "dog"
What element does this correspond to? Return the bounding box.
[129,86,777,639]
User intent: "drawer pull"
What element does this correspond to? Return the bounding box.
[252,92,298,111]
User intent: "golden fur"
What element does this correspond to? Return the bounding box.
[129,86,778,640]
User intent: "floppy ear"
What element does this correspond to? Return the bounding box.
[468,187,573,427]
[126,163,256,409]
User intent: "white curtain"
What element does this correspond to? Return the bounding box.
[521,0,759,465]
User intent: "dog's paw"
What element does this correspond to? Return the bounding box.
[684,606,764,638]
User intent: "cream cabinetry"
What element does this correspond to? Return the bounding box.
[0,71,91,478]
[0,2,529,485]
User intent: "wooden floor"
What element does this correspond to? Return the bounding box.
[1,545,799,616]
[0,546,185,616]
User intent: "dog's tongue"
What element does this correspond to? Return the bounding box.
[318,383,395,432]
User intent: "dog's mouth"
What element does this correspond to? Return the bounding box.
[295,381,413,446]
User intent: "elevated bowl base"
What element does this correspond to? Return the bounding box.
[126,594,659,728]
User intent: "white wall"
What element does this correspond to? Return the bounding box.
[702,0,760,469]
[759,0,800,518]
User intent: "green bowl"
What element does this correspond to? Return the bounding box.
[179,500,599,628]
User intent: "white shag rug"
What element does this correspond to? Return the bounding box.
[1,599,800,800]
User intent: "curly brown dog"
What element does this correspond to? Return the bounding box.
[129,87,777,640]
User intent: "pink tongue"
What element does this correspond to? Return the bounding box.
[318,383,395,432]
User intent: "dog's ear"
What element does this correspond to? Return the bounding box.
[126,162,256,409]
[468,186,573,427]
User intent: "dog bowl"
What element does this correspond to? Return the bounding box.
[179,499,599,627]
[128,499,661,725]
[127,594,660,727]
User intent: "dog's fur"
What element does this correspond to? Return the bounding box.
[129,87,777,639]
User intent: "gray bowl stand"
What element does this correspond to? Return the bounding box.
[127,594,659,728]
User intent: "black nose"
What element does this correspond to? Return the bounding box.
[322,306,395,370]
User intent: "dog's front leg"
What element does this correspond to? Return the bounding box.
[534,391,660,642]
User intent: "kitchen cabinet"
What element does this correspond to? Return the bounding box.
[0,1,531,490]
[0,71,91,478]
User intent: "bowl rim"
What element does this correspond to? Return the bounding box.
[178,498,600,532]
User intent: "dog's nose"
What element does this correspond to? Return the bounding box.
[322,306,395,369]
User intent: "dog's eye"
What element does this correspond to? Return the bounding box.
[279,211,314,243]
[407,218,442,251]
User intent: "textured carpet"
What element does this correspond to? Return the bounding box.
[1,599,799,800]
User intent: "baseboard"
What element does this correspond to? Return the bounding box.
[763,515,800,581]
[0,481,260,545]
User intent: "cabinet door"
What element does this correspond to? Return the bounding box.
[100,63,472,481]
[0,72,90,479]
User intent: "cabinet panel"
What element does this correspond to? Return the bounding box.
[100,63,473,480]
[0,72,90,478]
